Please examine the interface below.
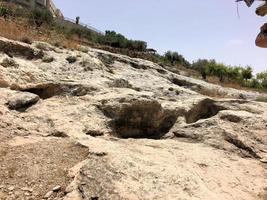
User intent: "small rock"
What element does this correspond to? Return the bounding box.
[7,92,39,111]
[52,185,61,192]
[8,186,15,191]
[260,159,267,163]
[21,187,33,193]
[24,192,30,196]
[43,191,53,199]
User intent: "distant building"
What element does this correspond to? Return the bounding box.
[8,0,63,18]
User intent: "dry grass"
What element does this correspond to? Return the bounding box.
[0,17,79,49]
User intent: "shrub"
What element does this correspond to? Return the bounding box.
[257,71,267,89]
[79,46,89,53]
[0,58,18,68]
[42,56,54,63]
[164,51,191,67]
[241,66,253,80]
[53,41,61,48]
[35,42,49,50]
[98,54,114,66]
[20,37,32,44]
[192,59,253,84]
[101,31,147,51]
[0,6,12,18]
[29,9,53,27]
[66,56,77,63]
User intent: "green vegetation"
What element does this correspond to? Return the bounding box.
[101,31,147,51]
[192,59,267,91]
[0,6,12,18]
[0,2,266,93]
[20,37,33,44]
[163,51,191,67]
[1,58,18,68]
[29,9,53,27]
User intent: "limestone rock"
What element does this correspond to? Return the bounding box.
[0,36,266,200]
[7,92,39,111]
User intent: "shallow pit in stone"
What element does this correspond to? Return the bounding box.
[185,99,225,124]
[101,100,178,139]
[22,83,62,99]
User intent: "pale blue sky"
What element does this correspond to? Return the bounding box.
[54,0,266,73]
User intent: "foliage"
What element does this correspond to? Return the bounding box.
[42,56,54,63]
[0,58,18,68]
[101,31,147,51]
[241,66,253,80]
[29,9,53,27]
[0,6,12,18]
[164,51,191,67]
[192,59,254,84]
[256,71,267,89]
[20,37,32,44]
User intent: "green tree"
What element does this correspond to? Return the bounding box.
[241,66,253,80]
[257,71,267,88]
[164,51,190,67]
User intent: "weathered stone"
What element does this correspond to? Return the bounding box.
[43,191,53,199]
[52,186,61,192]
[7,92,39,111]
[0,37,266,200]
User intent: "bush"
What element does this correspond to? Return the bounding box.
[0,6,12,18]
[257,71,267,89]
[241,66,253,80]
[164,51,191,67]
[101,31,147,51]
[35,42,49,51]
[42,56,54,63]
[29,9,53,27]
[192,59,253,84]
[79,46,89,53]
[1,58,18,68]
[20,37,32,44]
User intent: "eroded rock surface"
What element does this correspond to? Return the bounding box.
[0,37,267,200]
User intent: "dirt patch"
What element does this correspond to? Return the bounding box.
[0,136,88,200]
[77,155,122,199]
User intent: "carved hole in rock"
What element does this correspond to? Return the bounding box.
[186,99,225,124]
[20,84,93,99]
[0,40,43,60]
[103,101,178,139]
[171,78,194,88]
[21,84,63,99]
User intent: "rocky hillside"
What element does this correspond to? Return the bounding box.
[0,36,267,200]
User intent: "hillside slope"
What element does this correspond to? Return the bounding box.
[0,37,267,200]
